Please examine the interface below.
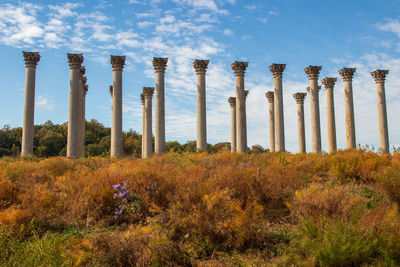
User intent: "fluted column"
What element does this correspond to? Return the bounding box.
[305,65,322,153]
[152,57,168,155]
[67,53,83,158]
[141,93,145,158]
[322,78,337,153]
[21,52,40,157]
[78,67,86,157]
[231,61,248,153]
[110,55,126,157]
[371,69,390,153]
[339,68,357,149]
[265,91,275,152]
[193,59,209,151]
[143,87,154,158]
[293,93,307,153]
[269,64,286,152]
[228,97,236,152]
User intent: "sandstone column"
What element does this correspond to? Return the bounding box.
[371,69,390,153]
[265,91,275,152]
[67,53,83,158]
[78,67,86,157]
[193,59,209,151]
[21,52,40,157]
[339,68,357,149]
[228,97,236,152]
[152,57,168,155]
[143,87,154,158]
[293,92,307,153]
[141,93,145,158]
[304,65,322,153]
[80,84,88,157]
[110,55,126,157]
[231,61,248,153]
[269,64,286,152]
[322,77,338,153]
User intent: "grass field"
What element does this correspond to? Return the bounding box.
[1,150,400,266]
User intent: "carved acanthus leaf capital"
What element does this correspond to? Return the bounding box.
[371,69,389,83]
[269,64,286,79]
[228,97,236,107]
[152,57,168,73]
[81,76,87,85]
[193,59,209,74]
[84,85,88,96]
[110,55,126,71]
[23,52,40,68]
[265,91,274,103]
[67,53,84,69]
[80,66,86,76]
[143,87,154,98]
[140,93,145,105]
[231,61,248,76]
[304,65,322,80]
[339,67,356,81]
[321,77,337,90]
[109,85,113,96]
[293,92,307,104]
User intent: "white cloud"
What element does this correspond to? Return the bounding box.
[36,96,55,111]
[376,19,400,38]
[223,29,233,36]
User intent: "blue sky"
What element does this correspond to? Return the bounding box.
[1,0,400,152]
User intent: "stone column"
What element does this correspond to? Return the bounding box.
[231,61,248,153]
[67,53,83,158]
[21,52,40,157]
[339,68,357,149]
[110,55,126,157]
[80,84,88,157]
[293,92,307,153]
[193,59,209,151]
[371,69,390,153]
[141,93,145,158]
[78,67,86,157]
[228,97,236,152]
[265,91,275,152]
[143,87,154,158]
[152,57,168,155]
[304,65,322,153]
[269,64,286,152]
[322,77,337,153]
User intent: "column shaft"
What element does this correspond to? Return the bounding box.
[141,94,145,158]
[326,88,336,153]
[309,80,321,153]
[228,97,236,152]
[21,68,37,156]
[344,80,356,149]
[196,72,206,150]
[235,75,246,152]
[111,70,123,157]
[371,70,389,153]
[153,58,168,155]
[144,90,153,158]
[265,92,274,152]
[297,102,306,153]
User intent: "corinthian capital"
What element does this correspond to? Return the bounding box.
[265,91,274,103]
[231,61,248,76]
[109,85,113,96]
[304,65,322,80]
[23,52,40,68]
[269,64,286,78]
[140,93,145,105]
[84,85,88,96]
[339,67,356,81]
[321,77,337,90]
[143,87,154,98]
[371,69,389,83]
[81,76,87,85]
[293,92,307,104]
[228,97,236,107]
[110,55,126,71]
[80,66,86,76]
[193,59,209,74]
[67,53,83,69]
[152,57,168,73]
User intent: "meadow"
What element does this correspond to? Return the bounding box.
[0,150,400,266]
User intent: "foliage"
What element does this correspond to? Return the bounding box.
[0,150,400,266]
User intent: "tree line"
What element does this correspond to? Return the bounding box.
[0,120,267,158]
